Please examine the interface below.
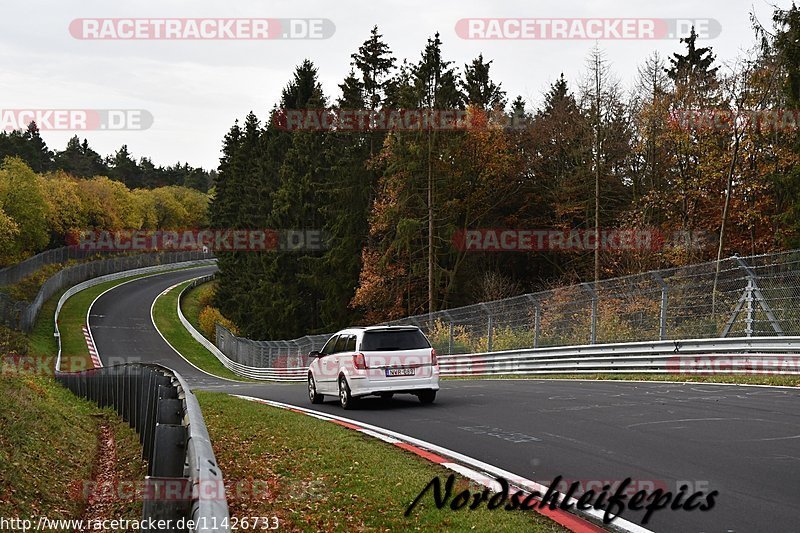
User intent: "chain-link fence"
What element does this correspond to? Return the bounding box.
[216,324,327,369]
[214,250,800,365]
[0,250,213,332]
[0,246,103,287]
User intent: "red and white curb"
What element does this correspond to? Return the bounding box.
[82,324,102,368]
[232,395,652,533]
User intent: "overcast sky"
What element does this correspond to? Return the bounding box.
[0,0,786,170]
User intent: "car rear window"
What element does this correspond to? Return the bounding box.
[361,329,431,351]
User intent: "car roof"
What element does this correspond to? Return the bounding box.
[334,325,421,335]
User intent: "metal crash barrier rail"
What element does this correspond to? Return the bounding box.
[55,364,229,532]
[52,259,229,532]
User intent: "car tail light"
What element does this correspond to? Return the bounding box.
[431,348,438,366]
[353,353,367,369]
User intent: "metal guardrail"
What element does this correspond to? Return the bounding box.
[170,253,800,382]
[53,259,229,531]
[436,336,800,376]
[178,276,305,381]
[184,275,800,382]
[56,364,229,532]
[214,249,800,361]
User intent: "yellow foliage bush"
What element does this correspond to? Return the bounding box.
[198,306,238,340]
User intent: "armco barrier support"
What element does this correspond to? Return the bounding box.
[53,259,229,532]
[56,364,229,532]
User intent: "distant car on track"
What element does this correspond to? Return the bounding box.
[306,326,439,409]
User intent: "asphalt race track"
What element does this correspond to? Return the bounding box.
[88,266,800,532]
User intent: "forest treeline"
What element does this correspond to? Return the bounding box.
[0,157,208,266]
[211,7,800,340]
[0,130,215,191]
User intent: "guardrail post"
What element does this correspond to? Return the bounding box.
[144,380,177,460]
[126,365,137,428]
[144,421,189,530]
[141,476,191,532]
[150,424,186,477]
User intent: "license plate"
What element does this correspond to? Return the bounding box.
[386,367,415,377]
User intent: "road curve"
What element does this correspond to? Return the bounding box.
[88,266,800,533]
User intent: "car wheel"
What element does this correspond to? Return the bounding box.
[338,375,357,410]
[308,374,323,404]
[417,389,436,405]
[380,392,394,401]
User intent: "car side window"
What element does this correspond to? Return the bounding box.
[321,335,339,355]
[334,334,349,353]
[344,335,356,352]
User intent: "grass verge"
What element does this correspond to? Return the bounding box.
[0,373,146,521]
[152,280,247,381]
[197,392,566,532]
[0,270,154,521]
[444,373,800,387]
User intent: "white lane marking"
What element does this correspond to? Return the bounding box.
[627,417,756,428]
[739,434,800,442]
[443,462,504,492]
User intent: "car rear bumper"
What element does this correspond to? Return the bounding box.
[348,374,439,397]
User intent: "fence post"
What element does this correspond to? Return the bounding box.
[581,283,597,344]
[652,273,669,341]
[480,303,493,352]
[487,315,493,352]
[448,322,454,355]
[526,294,540,349]
[745,277,754,337]
[732,255,783,336]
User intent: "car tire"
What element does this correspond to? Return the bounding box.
[339,375,357,410]
[308,374,324,404]
[417,389,436,405]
